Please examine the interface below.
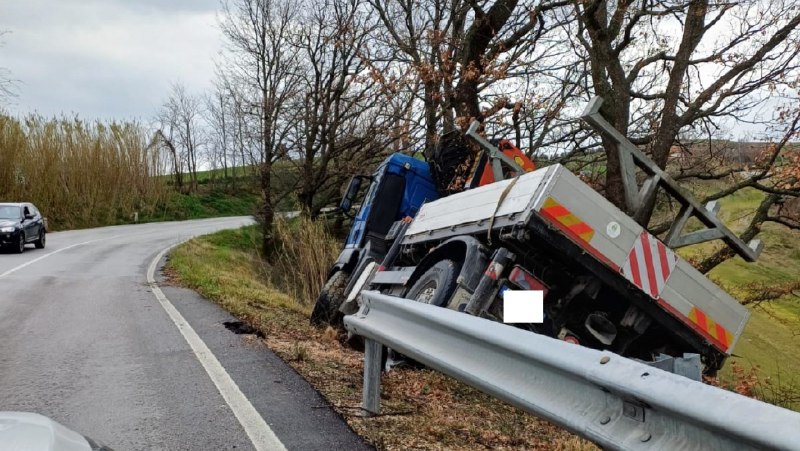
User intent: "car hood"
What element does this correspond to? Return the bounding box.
[0,219,20,228]
[0,412,91,451]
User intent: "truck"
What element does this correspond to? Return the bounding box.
[311,97,760,375]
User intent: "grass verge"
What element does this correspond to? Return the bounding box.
[139,188,260,224]
[165,225,594,450]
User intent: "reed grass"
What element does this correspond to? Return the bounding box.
[0,113,167,229]
[270,217,341,305]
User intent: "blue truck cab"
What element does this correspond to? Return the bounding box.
[330,153,439,278]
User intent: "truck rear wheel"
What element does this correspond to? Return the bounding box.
[310,271,349,327]
[405,259,461,307]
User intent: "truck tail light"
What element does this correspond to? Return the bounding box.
[509,265,549,298]
[562,335,580,345]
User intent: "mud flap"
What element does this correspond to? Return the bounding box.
[339,261,377,315]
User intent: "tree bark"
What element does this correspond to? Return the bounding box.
[260,160,274,256]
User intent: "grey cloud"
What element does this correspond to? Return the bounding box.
[1,0,221,120]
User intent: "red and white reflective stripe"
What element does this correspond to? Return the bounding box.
[621,232,678,299]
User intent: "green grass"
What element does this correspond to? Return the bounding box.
[162,160,297,185]
[194,165,257,183]
[139,188,260,223]
[157,165,257,184]
[166,225,307,320]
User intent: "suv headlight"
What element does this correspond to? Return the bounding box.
[0,226,15,233]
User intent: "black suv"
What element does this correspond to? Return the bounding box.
[0,203,46,253]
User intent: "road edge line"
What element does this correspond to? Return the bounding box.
[147,242,287,451]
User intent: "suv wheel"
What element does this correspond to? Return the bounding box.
[35,230,46,249]
[15,234,25,254]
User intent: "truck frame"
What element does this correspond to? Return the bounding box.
[313,97,757,375]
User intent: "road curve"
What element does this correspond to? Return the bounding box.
[0,217,371,450]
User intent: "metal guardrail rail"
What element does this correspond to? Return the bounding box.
[344,291,800,451]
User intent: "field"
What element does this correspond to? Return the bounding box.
[138,188,260,223]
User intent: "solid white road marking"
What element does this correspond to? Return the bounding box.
[147,243,287,451]
[0,236,117,279]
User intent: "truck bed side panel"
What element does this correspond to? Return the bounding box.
[658,262,750,353]
[405,167,554,241]
[533,166,749,354]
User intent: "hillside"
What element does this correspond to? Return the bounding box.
[674,184,800,408]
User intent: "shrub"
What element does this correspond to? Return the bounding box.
[270,217,340,305]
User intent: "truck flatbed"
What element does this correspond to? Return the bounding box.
[404,163,749,356]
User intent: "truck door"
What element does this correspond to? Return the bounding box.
[364,173,405,255]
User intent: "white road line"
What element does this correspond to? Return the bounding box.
[147,243,287,451]
[0,236,117,279]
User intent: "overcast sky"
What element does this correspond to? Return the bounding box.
[1,0,221,122]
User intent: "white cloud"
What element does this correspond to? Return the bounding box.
[1,0,221,121]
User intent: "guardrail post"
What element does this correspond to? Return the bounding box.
[362,338,382,416]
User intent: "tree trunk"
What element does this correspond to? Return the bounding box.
[594,94,630,212]
[260,161,274,257]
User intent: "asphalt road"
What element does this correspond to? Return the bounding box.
[0,217,372,451]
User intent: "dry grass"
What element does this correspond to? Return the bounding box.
[166,224,595,450]
[0,114,167,229]
[705,361,800,411]
[270,217,342,305]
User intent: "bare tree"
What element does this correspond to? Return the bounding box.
[0,31,15,103]
[154,127,184,190]
[570,0,800,218]
[287,0,391,216]
[219,0,302,254]
[205,78,233,184]
[367,0,568,153]
[693,104,800,273]
[158,82,205,192]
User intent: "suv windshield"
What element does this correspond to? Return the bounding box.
[0,206,21,220]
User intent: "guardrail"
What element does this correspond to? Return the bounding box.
[344,291,800,451]
[277,206,348,220]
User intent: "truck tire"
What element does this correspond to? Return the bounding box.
[310,271,349,327]
[405,259,461,307]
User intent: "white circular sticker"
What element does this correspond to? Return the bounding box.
[606,221,621,238]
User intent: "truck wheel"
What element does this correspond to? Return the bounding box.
[310,271,349,327]
[405,259,461,307]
